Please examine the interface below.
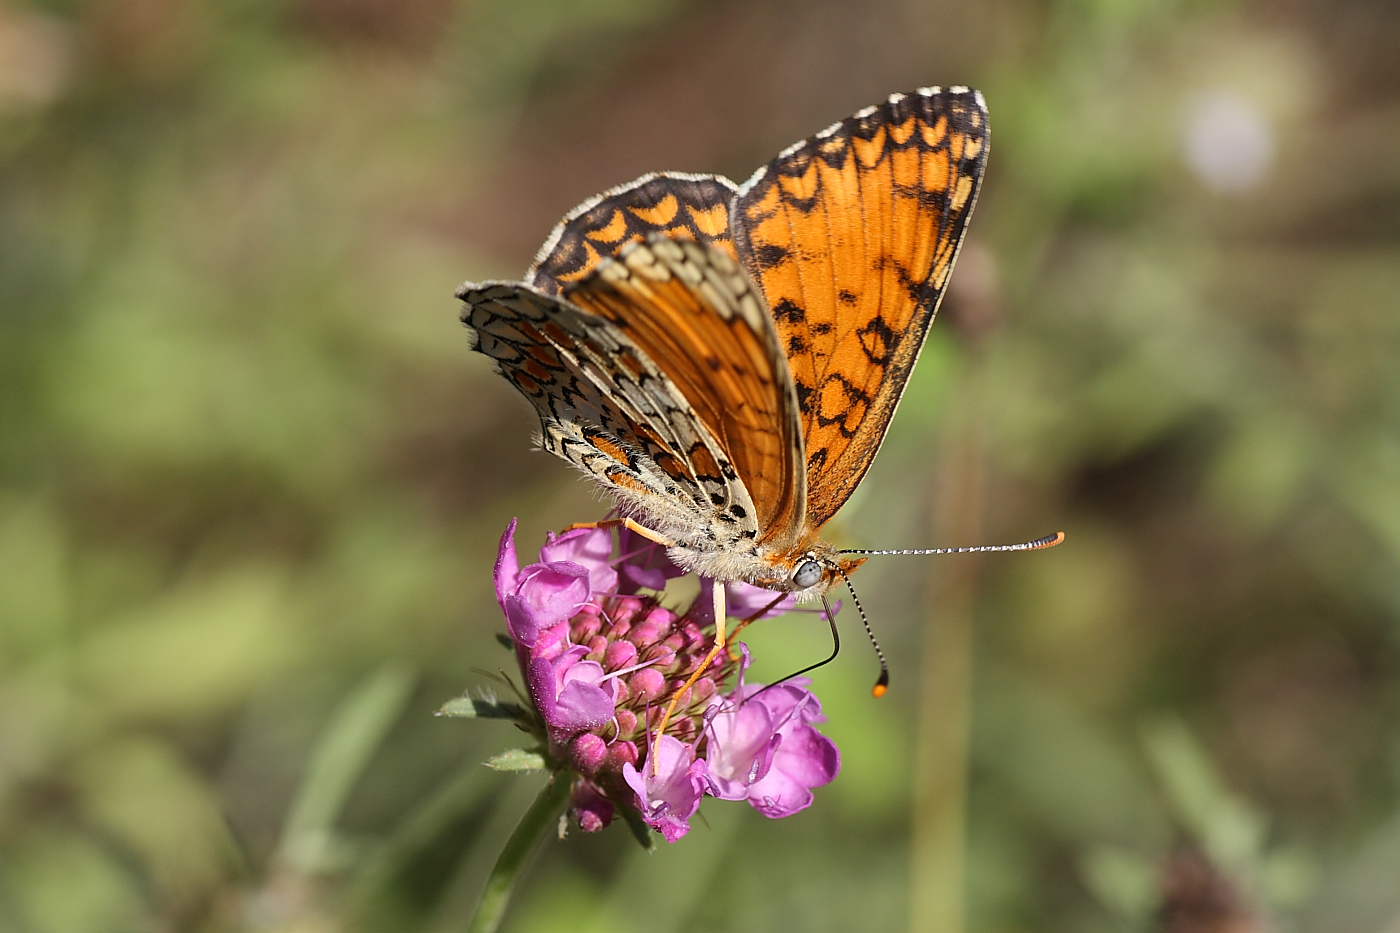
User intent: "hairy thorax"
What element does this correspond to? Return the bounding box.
[666,537,865,604]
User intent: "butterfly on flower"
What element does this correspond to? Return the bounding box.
[458,87,1062,713]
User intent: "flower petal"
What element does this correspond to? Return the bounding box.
[571,780,614,833]
[541,527,619,595]
[622,736,707,843]
[616,529,685,592]
[703,698,779,800]
[527,649,617,738]
[746,724,841,818]
[726,580,797,619]
[493,519,521,613]
[505,561,590,646]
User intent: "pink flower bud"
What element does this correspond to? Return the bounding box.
[607,740,638,770]
[629,618,665,647]
[571,732,609,774]
[630,667,667,704]
[572,611,602,643]
[603,639,638,670]
[614,708,638,737]
[691,677,717,704]
[644,645,677,669]
[611,596,642,625]
[570,779,614,833]
[642,604,678,628]
[531,623,568,660]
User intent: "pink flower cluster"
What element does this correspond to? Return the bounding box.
[492,519,841,843]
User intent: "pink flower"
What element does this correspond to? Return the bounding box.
[477,519,842,843]
[527,646,618,740]
[570,781,614,834]
[705,681,840,818]
[503,562,591,648]
[622,735,709,843]
[540,527,618,595]
[726,580,799,619]
[492,519,522,611]
[614,528,686,592]
[703,694,780,800]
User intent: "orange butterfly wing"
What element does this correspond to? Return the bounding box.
[528,173,738,295]
[564,236,807,551]
[732,87,989,529]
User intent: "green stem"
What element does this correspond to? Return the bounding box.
[468,772,573,933]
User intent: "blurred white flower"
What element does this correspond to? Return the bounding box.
[1182,90,1276,193]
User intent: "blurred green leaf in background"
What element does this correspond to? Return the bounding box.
[2,0,1398,930]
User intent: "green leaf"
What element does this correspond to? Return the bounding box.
[277,664,416,873]
[484,749,548,772]
[346,765,495,918]
[1140,717,1266,871]
[436,695,530,721]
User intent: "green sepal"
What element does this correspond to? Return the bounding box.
[436,696,531,721]
[484,748,549,772]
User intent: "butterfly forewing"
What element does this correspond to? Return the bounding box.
[564,237,807,551]
[732,87,990,530]
[528,173,739,295]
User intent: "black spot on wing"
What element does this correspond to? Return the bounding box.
[754,243,791,269]
[793,378,815,412]
[891,183,951,212]
[772,299,807,324]
[855,315,897,365]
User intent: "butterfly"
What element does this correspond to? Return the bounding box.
[459,87,1060,709]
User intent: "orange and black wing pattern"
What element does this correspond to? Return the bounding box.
[565,236,807,550]
[732,87,989,530]
[528,173,738,295]
[458,277,763,547]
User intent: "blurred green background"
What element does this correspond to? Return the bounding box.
[3,0,1398,930]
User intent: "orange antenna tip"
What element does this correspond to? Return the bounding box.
[872,671,890,698]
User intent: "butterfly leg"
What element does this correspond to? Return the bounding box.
[650,580,727,774]
[724,616,758,663]
[564,517,675,548]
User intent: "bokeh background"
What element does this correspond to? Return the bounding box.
[3,0,1398,930]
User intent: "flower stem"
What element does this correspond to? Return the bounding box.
[468,772,572,933]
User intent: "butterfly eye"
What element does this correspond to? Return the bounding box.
[792,559,824,590]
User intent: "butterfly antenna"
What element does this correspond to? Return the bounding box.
[737,595,843,708]
[838,530,1066,557]
[833,563,890,698]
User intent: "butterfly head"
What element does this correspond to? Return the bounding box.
[766,545,868,600]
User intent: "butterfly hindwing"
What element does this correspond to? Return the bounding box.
[732,87,990,529]
[459,279,762,550]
